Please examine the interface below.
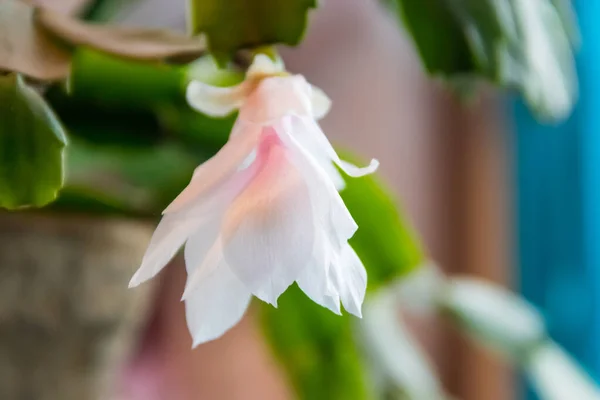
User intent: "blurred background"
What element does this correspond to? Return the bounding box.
[5,0,596,399]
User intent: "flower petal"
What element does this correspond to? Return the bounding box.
[129,200,226,288]
[130,161,260,288]
[163,120,263,214]
[221,134,315,305]
[275,116,358,249]
[286,115,345,190]
[129,212,199,288]
[337,158,380,177]
[292,115,379,177]
[331,245,367,317]
[296,234,341,314]
[309,84,331,120]
[186,80,248,118]
[276,118,368,316]
[182,238,224,300]
[321,161,346,190]
[246,54,285,78]
[183,224,221,276]
[239,75,313,124]
[185,263,252,346]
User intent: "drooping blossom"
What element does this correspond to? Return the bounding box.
[129,55,379,346]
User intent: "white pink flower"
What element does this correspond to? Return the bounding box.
[129,55,378,346]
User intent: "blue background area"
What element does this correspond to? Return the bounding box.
[513,1,600,398]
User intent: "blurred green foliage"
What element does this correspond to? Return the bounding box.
[439,278,546,362]
[0,75,67,210]
[386,0,578,120]
[342,169,424,293]
[386,0,474,76]
[43,49,239,216]
[68,49,185,109]
[261,285,371,400]
[64,49,238,149]
[53,139,201,216]
[188,0,317,62]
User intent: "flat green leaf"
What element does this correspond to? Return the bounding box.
[62,49,238,149]
[451,0,576,120]
[54,139,202,215]
[188,0,317,60]
[387,0,474,75]
[0,0,71,80]
[527,342,600,400]
[260,286,371,400]
[340,160,426,292]
[68,48,185,109]
[386,0,577,121]
[439,278,546,361]
[0,74,68,209]
[361,287,449,400]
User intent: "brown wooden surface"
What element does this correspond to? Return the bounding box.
[443,93,514,400]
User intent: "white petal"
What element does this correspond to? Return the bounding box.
[129,201,225,288]
[275,117,358,248]
[320,160,346,191]
[180,159,272,299]
[163,120,263,214]
[186,80,248,118]
[221,139,315,306]
[246,54,285,78]
[183,223,222,276]
[239,75,313,124]
[309,84,331,120]
[130,162,260,288]
[185,263,252,346]
[292,115,379,177]
[286,115,345,190]
[178,142,295,300]
[128,212,199,288]
[337,158,379,177]
[331,245,367,317]
[296,232,341,314]
[182,238,225,299]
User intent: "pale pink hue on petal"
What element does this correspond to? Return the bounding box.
[238,76,314,124]
[129,54,379,346]
[163,120,262,214]
[129,151,263,288]
[274,116,358,248]
[220,130,315,305]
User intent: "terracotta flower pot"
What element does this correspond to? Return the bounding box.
[0,214,156,400]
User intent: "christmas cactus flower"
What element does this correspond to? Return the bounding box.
[129,55,379,346]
